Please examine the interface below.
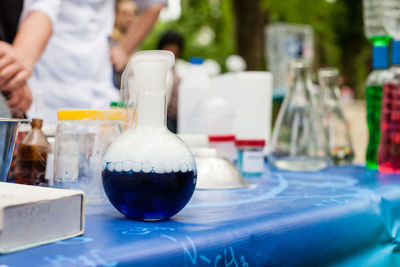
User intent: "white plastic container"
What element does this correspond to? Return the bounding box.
[195,94,234,135]
[54,110,124,205]
[236,139,265,178]
[208,134,236,162]
[178,57,212,134]
[212,71,273,155]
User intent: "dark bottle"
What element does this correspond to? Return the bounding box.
[15,119,51,186]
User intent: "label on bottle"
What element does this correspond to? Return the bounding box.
[55,154,79,183]
[242,150,264,173]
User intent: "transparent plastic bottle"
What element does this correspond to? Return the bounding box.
[102,51,197,221]
[178,57,212,134]
[318,68,354,165]
[365,38,391,170]
[382,0,400,41]
[363,0,387,39]
[269,59,330,171]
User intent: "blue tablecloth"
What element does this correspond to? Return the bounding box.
[1,165,400,267]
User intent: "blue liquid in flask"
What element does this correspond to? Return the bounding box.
[102,167,196,220]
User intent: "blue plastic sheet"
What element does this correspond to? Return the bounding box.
[1,165,400,266]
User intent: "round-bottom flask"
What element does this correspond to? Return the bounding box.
[102,51,197,220]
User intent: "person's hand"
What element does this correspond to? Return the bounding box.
[0,41,31,93]
[4,84,33,118]
[110,45,129,72]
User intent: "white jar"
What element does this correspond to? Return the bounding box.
[208,134,236,162]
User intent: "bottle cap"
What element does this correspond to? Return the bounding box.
[57,110,126,121]
[372,45,389,69]
[208,135,235,142]
[110,101,126,108]
[189,57,204,65]
[392,40,400,65]
[235,139,265,147]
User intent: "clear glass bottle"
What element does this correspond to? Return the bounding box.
[102,51,197,221]
[318,68,354,165]
[15,119,51,186]
[269,59,330,171]
[363,0,387,39]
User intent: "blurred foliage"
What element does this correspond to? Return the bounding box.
[141,0,235,71]
[141,0,370,98]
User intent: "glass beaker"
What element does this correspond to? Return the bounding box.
[269,59,330,171]
[318,68,354,165]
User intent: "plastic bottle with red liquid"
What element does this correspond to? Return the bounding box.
[377,41,400,173]
[377,0,400,173]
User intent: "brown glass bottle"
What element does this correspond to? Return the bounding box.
[15,119,51,186]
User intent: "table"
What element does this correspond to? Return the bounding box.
[1,165,400,266]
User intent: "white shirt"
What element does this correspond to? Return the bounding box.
[23,0,119,123]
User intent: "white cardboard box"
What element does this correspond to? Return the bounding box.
[0,182,84,254]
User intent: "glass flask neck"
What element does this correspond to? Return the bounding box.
[319,76,340,101]
[291,66,314,101]
[31,118,43,129]
[135,90,166,129]
[129,51,174,130]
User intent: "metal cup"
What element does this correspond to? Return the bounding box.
[0,119,29,181]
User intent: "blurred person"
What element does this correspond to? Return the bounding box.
[111,1,165,72]
[0,0,32,117]
[0,0,165,123]
[157,30,185,133]
[111,0,137,42]
[0,0,23,43]
[110,0,137,89]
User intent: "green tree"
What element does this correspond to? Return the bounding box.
[141,0,370,97]
[141,0,235,70]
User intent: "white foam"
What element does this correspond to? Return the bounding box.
[164,160,173,173]
[123,161,132,172]
[153,159,165,174]
[172,159,180,172]
[142,161,152,173]
[114,161,123,172]
[132,161,141,172]
[107,162,114,172]
[103,128,196,173]
[181,163,188,173]
[187,161,194,172]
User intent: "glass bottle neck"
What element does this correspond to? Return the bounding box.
[135,90,166,129]
[292,68,312,87]
[291,68,314,99]
[31,118,43,130]
[320,83,340,101]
